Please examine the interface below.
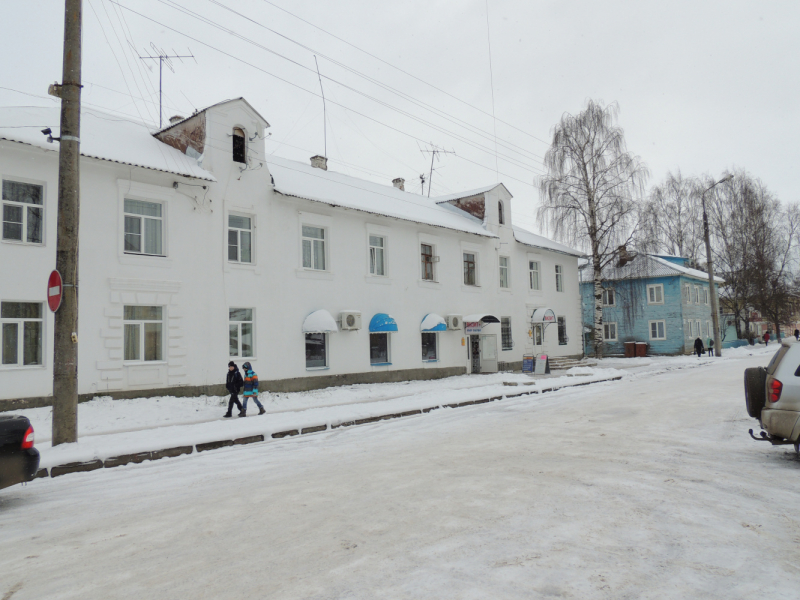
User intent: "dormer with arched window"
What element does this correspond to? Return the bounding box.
[232,127,246,163]
[498,200,505,225]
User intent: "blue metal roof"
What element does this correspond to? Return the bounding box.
[369,313,398,332]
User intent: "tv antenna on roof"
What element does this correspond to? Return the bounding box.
[419,143,455,197]
[139,44,196,128]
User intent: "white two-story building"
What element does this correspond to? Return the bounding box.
[0,98,582,409]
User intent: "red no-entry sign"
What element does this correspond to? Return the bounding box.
[48,270,63,312]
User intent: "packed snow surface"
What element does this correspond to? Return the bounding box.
[1,346,795,599]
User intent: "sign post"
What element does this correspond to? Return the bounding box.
[47,270,63,313]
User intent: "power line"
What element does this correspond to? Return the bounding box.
[107,1,538,187]
[484,0,499,179]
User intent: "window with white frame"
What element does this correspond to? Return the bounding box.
[647,284,664,304]
[649,320,666,340]
[305,333,327,368]
[686,320,693,337]
[703,287,709,305]
[707,321,713,338]
[369,235,386,276]
[529,261,541,290]
[603,322,617,341]
[123,306,163,362]
[228,214,253,263]
[2,180,43,244]
[229,308,254,358]
[602,288,616,306]
[370,333,390,364]
[463,252,477,286]
[683,283,691,304]
[421,332,437,361]
[421,243,436,281]
[501,317,513,350]
[124,199,163,256]
[693,286,700,304]
[1,302,43,366]
[499,256,510,288]
[696,320,701,338]
[302,225,326,270]
[555,265,564,292]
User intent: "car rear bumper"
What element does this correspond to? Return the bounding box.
[761,408,800,442]
[0,448,40,490]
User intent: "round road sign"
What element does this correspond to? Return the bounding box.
[48,270,63,312]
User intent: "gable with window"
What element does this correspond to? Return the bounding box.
[602,288,615,306]
[123,306,163,362]
[369,235,386,276]
[2,180,43,244]
[229,308,254,358]
[603,322,617,341]
[124,199,164,256]
[555,265,564,292]
[302,225,326,271]
[647,284,664,304]
[228,214,253,263]
[499,256,510,289]
[649,320,666,340]
[529,260,541,290]
[1,302,43,366]
[463,252,477,286]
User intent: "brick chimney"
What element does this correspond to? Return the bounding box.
[392,178,405,191]
[310,155,328,171]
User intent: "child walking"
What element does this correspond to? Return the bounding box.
[241,362,266,416]
[223,361,244,418]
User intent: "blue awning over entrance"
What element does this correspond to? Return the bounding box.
[420,313,447,332]
[369,313,398,332]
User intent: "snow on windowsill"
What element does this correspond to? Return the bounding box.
[295,268,334,280]
[306,366,329,371]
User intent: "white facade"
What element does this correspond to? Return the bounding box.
[0,99,582,404]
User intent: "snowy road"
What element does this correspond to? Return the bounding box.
[2,352,799,599]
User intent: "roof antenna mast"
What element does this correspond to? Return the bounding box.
[138,44,196,128]
[419,143,455,197]
[314,55,327,157]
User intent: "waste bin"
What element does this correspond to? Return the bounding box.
[624,341,636,358]
[635,342,648,357]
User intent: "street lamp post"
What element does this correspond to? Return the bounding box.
[701,174,733,358]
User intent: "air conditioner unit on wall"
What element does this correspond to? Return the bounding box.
[340,311,362,330]
[446,315,462,330]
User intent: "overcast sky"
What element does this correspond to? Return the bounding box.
[2,0,798,234]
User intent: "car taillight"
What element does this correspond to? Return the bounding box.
[21,425,34,449]
[769,379,783,403]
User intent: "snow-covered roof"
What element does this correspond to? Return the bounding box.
[0,106,214,181]
[155,97,269,135]
[266,155,495,238]
[579,254,725,283]
[512,225,583,257]
[433,183,509,204]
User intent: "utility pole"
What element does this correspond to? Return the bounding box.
[139,44,195,128]
[52,0,83,445]
[701,174,733,359]
[419,143,454,197]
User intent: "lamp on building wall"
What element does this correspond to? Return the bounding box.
[702,173,733,357]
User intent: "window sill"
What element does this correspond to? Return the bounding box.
[417,280,440,289]
[365,275,392,285]
[0,364,45,371]
[461,285,482,293]
[370,362,392,367]
[499,287,512,294]
[123,361,168,367]
[422,359,439,363]
[230,357,256,361]
[306,366,329,371]
[228,261,258,270]
[528,288,543,295]
[295,268,334,280]
[1,239,45,247]
[119,253,173,268]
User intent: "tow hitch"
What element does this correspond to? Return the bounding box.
[749,429,794,445]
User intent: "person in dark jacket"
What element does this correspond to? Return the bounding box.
[223,361,244,418]
[707,337,715,357]
[241,362,265,416]
[694,337,704,358]
[794,329,799,341]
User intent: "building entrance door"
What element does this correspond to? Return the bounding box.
[480,334,498,373]
[470,335,481,373]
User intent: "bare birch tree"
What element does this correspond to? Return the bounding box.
[640,171,704,261]
[538,100,648,358]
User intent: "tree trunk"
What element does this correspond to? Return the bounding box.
[592,255,604,359]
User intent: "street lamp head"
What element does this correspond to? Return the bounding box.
[717,174,734,185]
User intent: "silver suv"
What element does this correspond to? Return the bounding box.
[745,338,800,452]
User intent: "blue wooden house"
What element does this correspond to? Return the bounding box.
[579,253,724,355]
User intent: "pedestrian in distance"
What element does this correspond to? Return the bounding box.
[794,328,799,341]
[694,336,705,358]
[707,337,715,357]
[241,362,266,416]
[764,331,770,346]
[223,361,244,418]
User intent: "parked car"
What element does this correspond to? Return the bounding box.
[0,415,40,490]
[744,338,800,452]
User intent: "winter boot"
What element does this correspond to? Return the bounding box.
[238,410,246,417]
[223,412,232,418]
[258,406,266,415]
